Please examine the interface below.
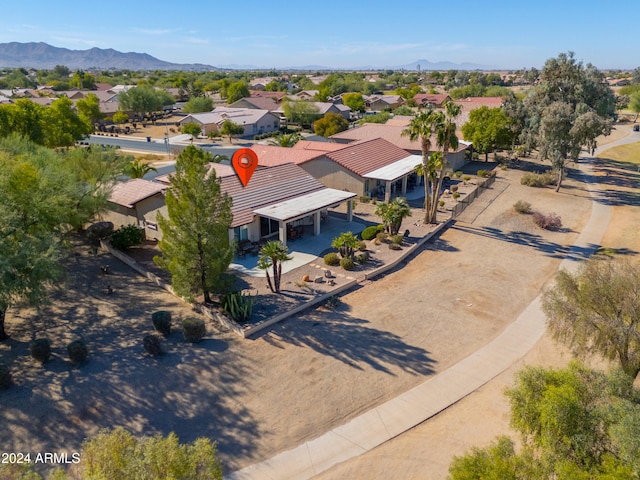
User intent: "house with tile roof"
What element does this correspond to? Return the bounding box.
[413,93,451,108]
[229,95,282,112]
[364,94,404,111]
[329,123,470,172]
[105,163,355,247]
[178,107,280,138]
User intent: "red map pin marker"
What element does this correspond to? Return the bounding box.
[231,148,258,187]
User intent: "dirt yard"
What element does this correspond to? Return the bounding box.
[2,127,636,478]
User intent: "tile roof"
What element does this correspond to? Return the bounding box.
[108,179,166,208]
[413,93,451,106]
[251,144,327,167]
[220,163,326,227]
[293,140,347,153]
[155,162,237,185]
[324,138,411,176]
[329,123,468,154]
[180,107,276,126]
[230,96,281,111]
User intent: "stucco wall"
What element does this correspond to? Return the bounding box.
[301,158,365,196]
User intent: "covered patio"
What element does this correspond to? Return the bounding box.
[363,154,422,203]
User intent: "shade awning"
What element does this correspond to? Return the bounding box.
[253,188,356,222]
[362,154,422,182]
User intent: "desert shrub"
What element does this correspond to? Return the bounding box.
[361,225,384,240]
[477,169,489,178]
[450,184,459,193]
[452,192,461,200]
[143,334,163,356]
[0,362,11,390]
[390,234,403,245]
[324,252,340,266]
[182,317,206,343]
[359,195,371,203]
[221,291,255,323]
[340,256,355,271]
[375,232,388,244]
[533,212,562,230]
[521,171,555,187]
[86,221,114,243]
[356,252,369,264]
[439,200,445,207]
[357,240,367,251]
[513,200,533,214]
[462,175,471,183]
[454,171,463,178]
[110,224,145,250]
[388,243,402,250]
[30,338,51,364]
[151,311,172,336]
[67,340,88,365]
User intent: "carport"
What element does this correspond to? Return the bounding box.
[363,154,423,202]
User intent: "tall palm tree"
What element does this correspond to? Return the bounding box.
[402,107,438,223]
[258,240,292,294]
[267,132,302,147]
[125,158,158,179]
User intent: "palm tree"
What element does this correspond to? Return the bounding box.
[330,232,360,259]
[267,132,302,147]
[374,197,412,235]
[125,159,158,179]
[258,240,292,294]
[402,107,438,223]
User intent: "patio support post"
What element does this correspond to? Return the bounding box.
[347,200,353,222]
[314,211,321,236]
[401,175,408,195]
[385,180,391,203]
[279,221,287,247]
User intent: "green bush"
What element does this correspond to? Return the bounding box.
[390,234,403,245]
[521,171,556,187]
[151,311,172,336]
[389,243,402,250]
[356,252,369,264]
[452,192,461,200]
[513,200,533,214]
[324,252,340,266]
[357,240,367,251]
[359,195,371,203]
[375,232,388,244]
[462,175,471,183]
[30,338,51,364]
[182,318,206,343]
[143,334,163,356]
[454,171,463,178]
[340,256,355,271]
[110,224,145,250]
[361,225,384,241]
[221,292,255,323]
[439,200,445,207]
[0,362,11,390]
[67,340,88,365]
[477,169,490,178]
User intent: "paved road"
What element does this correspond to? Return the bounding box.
[86,135,242,159]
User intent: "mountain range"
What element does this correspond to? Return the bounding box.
[0,42,215,71]
[0,42,496,71]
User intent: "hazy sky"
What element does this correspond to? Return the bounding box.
[0,0,636,69]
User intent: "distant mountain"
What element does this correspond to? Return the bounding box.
[396,59,499,71]
[0,42,216,71]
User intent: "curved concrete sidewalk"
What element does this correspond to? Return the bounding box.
[226,152,616,480]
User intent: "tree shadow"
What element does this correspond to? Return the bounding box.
[260,310,436,376]
[451,223,600,261]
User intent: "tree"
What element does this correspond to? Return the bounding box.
[75,93,105,129]
[282,99,320,127]
[331,232,360,259]
[313,112,349,137]
[226,81,250,104]
[219,119,244,143]
[402,108,439,223]
[630,91,640,122]
[181,122,202,140]
[0,427,223,479]
[267,132,302,147]
[257,240,292,294]
[118,86,175,118]
[374,197,412,235]
[43,96,92,148]
[125,158,157,179]
[449,363,640,479]
[461,106,513,161]
[542,259,640,379]
[112,110,129,125]
[0,98,45,144]
[0,137,126,340]
[183,96,214,113]
[342,92,366,112]
[522,52,615,190]
[155,145,234,304]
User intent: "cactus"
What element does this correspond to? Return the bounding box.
[182,318,206,343]
[151,311,172,336]
[222,292,255,323]
[30,338,52,364]
[67,340,88,365]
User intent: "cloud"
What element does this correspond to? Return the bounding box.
[133,28,174,36]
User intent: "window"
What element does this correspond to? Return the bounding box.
[146,222,158,231]
[234,225,249,242]
[259,217,279,237]
[252,124,258,133]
